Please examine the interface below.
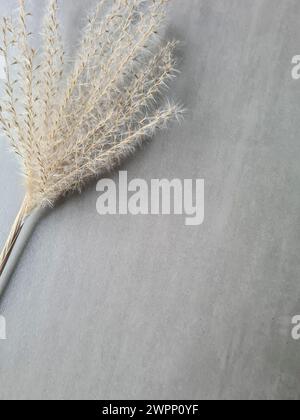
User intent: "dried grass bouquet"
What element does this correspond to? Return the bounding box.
[0,0,182,279]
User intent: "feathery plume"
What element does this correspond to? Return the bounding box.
[0,0,183,280]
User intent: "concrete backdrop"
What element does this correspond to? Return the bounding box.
[0,0,300,400]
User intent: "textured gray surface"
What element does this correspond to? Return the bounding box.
[0,0,300,400]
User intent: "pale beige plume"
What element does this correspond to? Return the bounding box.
[0,0,183,279]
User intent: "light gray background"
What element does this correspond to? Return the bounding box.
[0,0,300,400]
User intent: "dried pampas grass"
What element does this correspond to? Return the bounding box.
[0,0,182,280]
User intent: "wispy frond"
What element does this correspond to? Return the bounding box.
[0,0,183,278]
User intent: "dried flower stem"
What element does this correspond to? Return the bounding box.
[0,197,29,278]
[0,0,182,286]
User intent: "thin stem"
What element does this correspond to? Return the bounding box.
[0,197,29,278]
